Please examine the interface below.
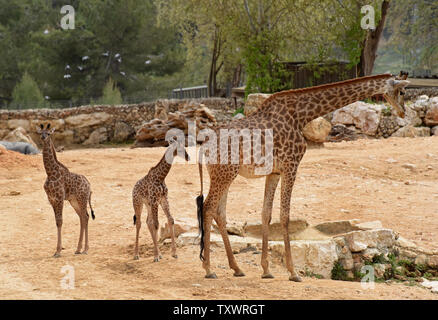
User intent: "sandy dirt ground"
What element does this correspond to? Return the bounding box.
[0,136,437,300]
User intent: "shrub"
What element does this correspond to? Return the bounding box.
[98,77,123,105]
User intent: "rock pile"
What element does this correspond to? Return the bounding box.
[331,95,438,141]
[0,98,241,147]
[134,102,217,147]
[171,218,438,284]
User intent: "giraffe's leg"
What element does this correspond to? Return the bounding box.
[75,216,85,254]
[160,197,177,259]
[201,166,238,279]
[51,200,64,258]
[261,173,280,279]
[82,205,90,254]
[133,197,143,260]
[70,198,85,255]
[280,168,302,282]
[146,203,160,262]
[201,204,215,278]
[214,188,245,277]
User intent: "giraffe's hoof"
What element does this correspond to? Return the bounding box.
[261,273,274,279]
[233,270,246,277]
[159,255,163,259]
[172,254,178,259]
[289,274,303,282]
[53,253,61,258]
[81,251,88,255]
[205,273,218,279]
[153,257,160,262]
[75,251,81,255]
[133,255,140,260]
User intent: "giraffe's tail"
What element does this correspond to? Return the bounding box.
[88,192,95,220]
[196,150,205,262]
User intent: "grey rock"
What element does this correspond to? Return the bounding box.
[0,141,39,154]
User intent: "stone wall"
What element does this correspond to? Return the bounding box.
[0,98,242,148]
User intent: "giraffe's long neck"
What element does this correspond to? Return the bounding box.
[149,148,175,181]
[265,75,391,127]
[42,138,67,176]
[42,139,59,176]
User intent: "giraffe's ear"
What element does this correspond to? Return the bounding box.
[36,125,42,134]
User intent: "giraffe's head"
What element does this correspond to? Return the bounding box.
[36,123,55,142]
[382,72,410,118]
[168,137,190,161]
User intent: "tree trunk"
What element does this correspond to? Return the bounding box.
[208,26,223,97]
[231,63,242,88]
[358,0,390,76]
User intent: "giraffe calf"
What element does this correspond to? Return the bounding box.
[37,123,95,257]
[132,139,189,262]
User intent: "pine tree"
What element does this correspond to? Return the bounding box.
[10,72,45,109]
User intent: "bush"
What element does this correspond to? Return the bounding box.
[10,72,45,109]
[98,78,123,105]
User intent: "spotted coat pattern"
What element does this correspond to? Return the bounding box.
[132,145,188,261]
[39,125,94,257]
[197,74,410,281]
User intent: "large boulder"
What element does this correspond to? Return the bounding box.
[135,104,217,146]
[83,127,108,145]
[411,95,429,117]
[432,126,438,136]
[396,104,422,128]
[270,239,338,279]
[391,125,430,138]
[344,229,396,253]
[244,93,271,116]
[0,129,8,140]
[332,101,384,136]
[65,112,111,128]
[302,117,332,143]
[8,119,30,132]
[113,121,135,142]
[0,141,39,155]
[52,130,74,145]
[376,116,400,138]
[425,101,438,126]
[4,127,38,149]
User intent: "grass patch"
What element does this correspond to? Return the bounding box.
[304,268,324,279]
[331,261,349,281]
[232,107,244,116]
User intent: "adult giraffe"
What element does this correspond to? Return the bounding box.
[196,73,409,281]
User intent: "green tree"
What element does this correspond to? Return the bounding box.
[10,72,45,109]
[98,78,122,105]
[383,0,438,74]
[0,0,186,107]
